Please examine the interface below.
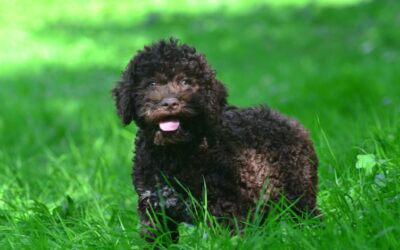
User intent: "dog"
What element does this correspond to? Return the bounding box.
[112,38,319,243]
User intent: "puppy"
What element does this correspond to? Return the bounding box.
[113,38,319,243]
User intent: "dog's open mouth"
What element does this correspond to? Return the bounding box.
[152,114,195,145]
[159,119,180,132]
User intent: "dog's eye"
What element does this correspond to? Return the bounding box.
[180,79,189,86]
[147,81,157,88]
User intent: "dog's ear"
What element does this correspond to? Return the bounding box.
[204,78,228,125]
[213,79,228,107]
[112,76,136,125]
[195,52,228,111]
[207,79,228,110]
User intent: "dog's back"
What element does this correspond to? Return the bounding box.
[218,106,319,216]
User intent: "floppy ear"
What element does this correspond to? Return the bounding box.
[213,79,228,107]
[195,52,228,113]
[207,79,228,110]
[203,78,228,125]
[112,77,135,125]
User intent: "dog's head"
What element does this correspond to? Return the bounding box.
[113,38,227,145]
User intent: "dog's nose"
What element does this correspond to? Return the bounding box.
[161,97,180,109]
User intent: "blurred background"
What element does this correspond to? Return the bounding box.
[0,0,399,248]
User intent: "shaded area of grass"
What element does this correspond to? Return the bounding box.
[1,0,399,249]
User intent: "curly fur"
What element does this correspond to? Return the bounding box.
[113,38,319,243]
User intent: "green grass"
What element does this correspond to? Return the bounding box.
[1,0,399,249]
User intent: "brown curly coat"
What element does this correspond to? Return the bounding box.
[113,38,319,243]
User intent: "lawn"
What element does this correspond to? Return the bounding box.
[0,0,399,249]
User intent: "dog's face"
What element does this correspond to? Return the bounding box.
[113,39,227,145]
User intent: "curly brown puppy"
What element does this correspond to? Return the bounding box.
[113,38,319,243]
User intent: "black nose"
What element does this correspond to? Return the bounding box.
[161,97,179,109]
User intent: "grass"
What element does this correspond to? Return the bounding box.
[1,0,399,249]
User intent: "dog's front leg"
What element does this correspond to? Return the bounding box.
[137,186,184,244]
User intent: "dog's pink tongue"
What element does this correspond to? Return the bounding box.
[159,120,180,132]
